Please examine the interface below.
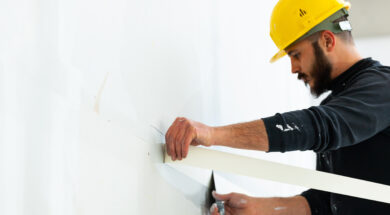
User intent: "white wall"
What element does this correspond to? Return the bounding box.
[73,0,219,213]
[0,0,219,214]
[5,0,376,214]
[356,36,390,66]
[0,1,78,214]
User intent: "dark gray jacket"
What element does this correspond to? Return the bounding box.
[263,58,390,214]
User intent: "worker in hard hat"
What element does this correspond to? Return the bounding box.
[165,0,390,214]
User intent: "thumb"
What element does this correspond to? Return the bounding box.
[212,191,232,201]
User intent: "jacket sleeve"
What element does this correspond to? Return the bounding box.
[301,189,331,215]
[262,71,390,153]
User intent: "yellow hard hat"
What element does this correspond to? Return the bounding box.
[269,0,351,63]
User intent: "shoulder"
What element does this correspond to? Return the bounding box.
[331,65,390,107]
[348,64,390,89]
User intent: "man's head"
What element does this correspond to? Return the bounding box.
[269,0,360,97]
[285,24,355,97]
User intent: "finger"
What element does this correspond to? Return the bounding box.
[175,132,183,161]
[166,127,176,160]
[173,118,187,160]
[212,191,232,201]
[166,118,180,160]
[182,125,196,158]
[210,203,220,215]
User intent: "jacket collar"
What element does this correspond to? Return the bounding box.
[329,57,380,94]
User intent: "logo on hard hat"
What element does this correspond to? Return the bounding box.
[299,9,307,17]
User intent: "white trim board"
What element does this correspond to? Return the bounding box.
[165,146,390,204]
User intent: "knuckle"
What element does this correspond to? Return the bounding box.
[177,117,186,123]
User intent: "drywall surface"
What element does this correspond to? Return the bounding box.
[72,0,219,213]
[0,0,320,214]
[356,36,390,65]
[79,110,212,214]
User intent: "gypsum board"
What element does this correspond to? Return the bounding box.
[164,145,390,204]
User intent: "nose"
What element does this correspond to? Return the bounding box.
[290,59,301,74]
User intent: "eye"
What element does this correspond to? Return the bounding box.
[293,53,301,60]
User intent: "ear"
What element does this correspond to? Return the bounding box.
[320,30,336,52]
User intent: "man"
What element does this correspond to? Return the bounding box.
[165,0,390,214]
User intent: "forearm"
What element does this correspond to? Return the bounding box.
[256,196,311,215]
[211,119,269,152]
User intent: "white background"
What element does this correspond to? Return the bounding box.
[1,0,389,214]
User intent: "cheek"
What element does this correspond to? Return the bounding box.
[301,57,315,76]
[300,62,311,76]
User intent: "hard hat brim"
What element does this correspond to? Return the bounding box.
[270,49,287,63]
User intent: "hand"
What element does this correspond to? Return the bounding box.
[165,117,213,161]
[210,192,257,215]
[210,192,282,215]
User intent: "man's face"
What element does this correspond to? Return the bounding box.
[286,39,333,97]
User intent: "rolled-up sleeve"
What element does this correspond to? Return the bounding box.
[262,71,390,153]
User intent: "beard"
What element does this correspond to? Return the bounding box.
[300,41,333,98]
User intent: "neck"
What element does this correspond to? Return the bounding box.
[330,44,363,80]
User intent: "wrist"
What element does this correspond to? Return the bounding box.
[251,197,282,215]
[270,196,311,215]
[272,197,288,215]
[209,126,224,147]
[209,126,216,146]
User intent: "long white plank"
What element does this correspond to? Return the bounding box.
[166,146,390,204]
